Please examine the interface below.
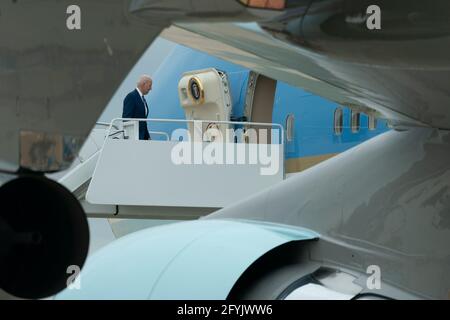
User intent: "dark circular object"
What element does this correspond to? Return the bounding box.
[0,175,89,299]
[189,77,203,102]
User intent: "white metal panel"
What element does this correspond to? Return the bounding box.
[59,152,100,193]
[179,68,232,142]
[284,284,354,300]
[123,121,139,140]
[86,140,283,207]
[77,129,106,162]
[58,128,106,192]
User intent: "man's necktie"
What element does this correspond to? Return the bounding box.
[141,96,149,117]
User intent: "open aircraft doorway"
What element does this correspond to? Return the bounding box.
[244,73,277,144]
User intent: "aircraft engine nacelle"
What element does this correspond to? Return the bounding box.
[0,175,89,299]
[178,68,233,142]
[54,220,318,300]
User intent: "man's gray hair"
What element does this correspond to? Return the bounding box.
[137,75,152,86]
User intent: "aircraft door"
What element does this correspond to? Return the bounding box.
[243,72,277,144]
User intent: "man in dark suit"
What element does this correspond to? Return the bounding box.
[122,75,153,140]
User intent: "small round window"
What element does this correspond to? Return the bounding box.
[351,110,360,133]
[334,108,343,135]
[286,114,295,142]
[368,115,377,131]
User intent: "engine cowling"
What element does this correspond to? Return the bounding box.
[0,175,89,299]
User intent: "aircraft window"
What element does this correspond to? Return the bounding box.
[368,115,377,130]
[351,110,360,133]
[286,114,295,142]
[334,108,343,135]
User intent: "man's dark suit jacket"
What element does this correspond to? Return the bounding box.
[122,89,150,140]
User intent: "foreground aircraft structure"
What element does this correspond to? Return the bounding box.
[1,0,450,299]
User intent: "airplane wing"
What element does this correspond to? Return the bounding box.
[160,0,450,129]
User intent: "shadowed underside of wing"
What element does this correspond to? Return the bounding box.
[161,0,450,130]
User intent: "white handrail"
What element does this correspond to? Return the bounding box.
[107,118,285,145]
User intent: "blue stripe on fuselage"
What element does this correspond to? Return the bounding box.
[144,42,390,160]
